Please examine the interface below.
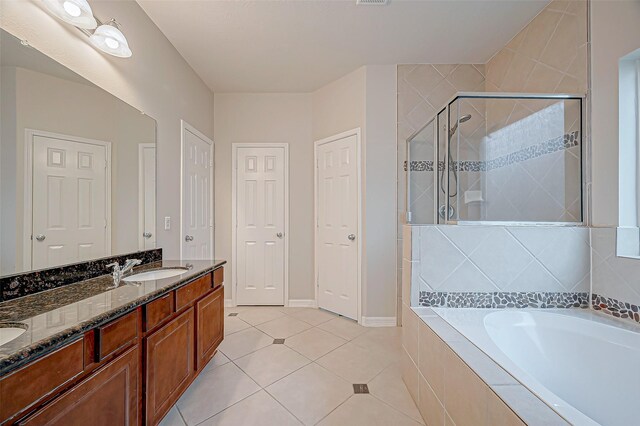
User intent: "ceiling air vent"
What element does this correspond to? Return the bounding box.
[356,0,389,5]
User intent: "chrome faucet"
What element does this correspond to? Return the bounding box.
[106,259,142,284]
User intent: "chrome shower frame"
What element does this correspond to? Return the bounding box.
[405,92,586,226]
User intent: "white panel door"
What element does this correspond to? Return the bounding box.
[236,147,285,305]
[139,144,156,250]
[32,135,108,270]
[182,126,213,260]
[317,134,359,320]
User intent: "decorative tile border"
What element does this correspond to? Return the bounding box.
[0,248,163,302]
[408,130,579,173]
[419,291,589,309]
[592,294,640,323]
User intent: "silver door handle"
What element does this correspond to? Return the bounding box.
[35,234,46,242]
[143,232,152,239]
[276,232,283,238]
[348,234,356,241]
[185,235,194,242]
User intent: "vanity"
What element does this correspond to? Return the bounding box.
[0,259,226,425]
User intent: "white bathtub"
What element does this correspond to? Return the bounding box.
[431,309,640,426]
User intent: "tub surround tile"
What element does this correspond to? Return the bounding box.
[0,248,162,301]
[419,291,589,309]
[491,385,570,425]
[446,339,518,386]
[0,259,226,376]
[592,294,640,324]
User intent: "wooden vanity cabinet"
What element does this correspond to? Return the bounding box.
[196,285,224,371]
[18,346,140,426]
[0,266,224,426]
[144,308,195,425]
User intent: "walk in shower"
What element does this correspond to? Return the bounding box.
[406,93,584,224]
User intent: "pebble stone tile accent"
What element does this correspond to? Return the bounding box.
[419,291,590,309]
[408,130,580,173]
[592,294,640,324]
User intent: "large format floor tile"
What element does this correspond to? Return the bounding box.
[284,327,347,360]
[200,391,302,426]
[255,316,312,339]
[317,395,423,426]
[316,342,392,383]
[317,316,368,340]
[235,344,310,387]
[266,363,353,426]
[177,363,261,425]
[218,327,273,360]
[163,306,420,426]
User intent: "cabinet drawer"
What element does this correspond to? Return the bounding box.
[145,293,174,331]
[213,267,224,288]
[96,311,138,361]
[175,274,212,311]
[0,339,84,423]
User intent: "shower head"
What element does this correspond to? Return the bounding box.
[449,114,472,138]
[458,114,472,124]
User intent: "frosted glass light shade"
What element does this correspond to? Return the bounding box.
[42,0,97,29]
[90,22,132,58]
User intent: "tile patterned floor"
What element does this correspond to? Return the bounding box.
[160,306,423,426]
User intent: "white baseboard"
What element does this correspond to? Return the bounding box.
[361,316,397,327]
[224,300,234,308]
[288,299,317,308]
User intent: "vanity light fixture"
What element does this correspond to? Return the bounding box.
[89,19,132,58]
[42,0,97,29]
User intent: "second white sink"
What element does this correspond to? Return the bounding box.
[123,268,189,282]
[0,324,27,346]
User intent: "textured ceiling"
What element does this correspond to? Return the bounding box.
[138,0,549,92]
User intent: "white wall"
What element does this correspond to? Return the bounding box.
[213,93,314,301]
[1,0,215,259]
[590,0,640,227]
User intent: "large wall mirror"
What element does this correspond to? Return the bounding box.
[0,28,157,276]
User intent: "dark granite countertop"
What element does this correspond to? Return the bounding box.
[0,259,226,376]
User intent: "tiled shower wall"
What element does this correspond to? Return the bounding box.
[396,0,589,322]
[405,224,590,307]
[591,227,640,322]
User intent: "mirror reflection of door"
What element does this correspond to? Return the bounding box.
[29,131,110,270]
[139,144,156,250]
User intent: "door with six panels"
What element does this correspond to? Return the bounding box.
[235,146,286,305]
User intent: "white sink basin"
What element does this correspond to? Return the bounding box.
[0,325,27,346]
[122,268,189,282]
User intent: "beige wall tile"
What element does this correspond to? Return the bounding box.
[402,304,419,363]
[540,13,580,71]
[488,392,526,426]
[444,346,489,426]
[448,65,486,92]
[419,373,445,426]
[518,10,563,60]
[401,347,420,405]
[406,65,446,99]
[418,320,446,400]
[523,63,565,92]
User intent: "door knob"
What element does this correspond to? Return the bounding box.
[276,232,283,239]
[348,234,356,241]
[143,232,152,239]
[185,235,194,242]
[35,234,46,242]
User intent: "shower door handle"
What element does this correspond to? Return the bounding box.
[347,234,356,241]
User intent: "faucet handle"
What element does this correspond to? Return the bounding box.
[127,259,142,265]
[106,262,120,271]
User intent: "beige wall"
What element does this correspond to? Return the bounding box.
[0,67,153,274]
[1,0,215,260]
[312,66,398,319]
[213,93,314,301]
[591,0,640,227]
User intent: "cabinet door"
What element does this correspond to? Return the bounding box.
[145,307,195,425]
[196,285,224,370]
[19,345,140,426]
